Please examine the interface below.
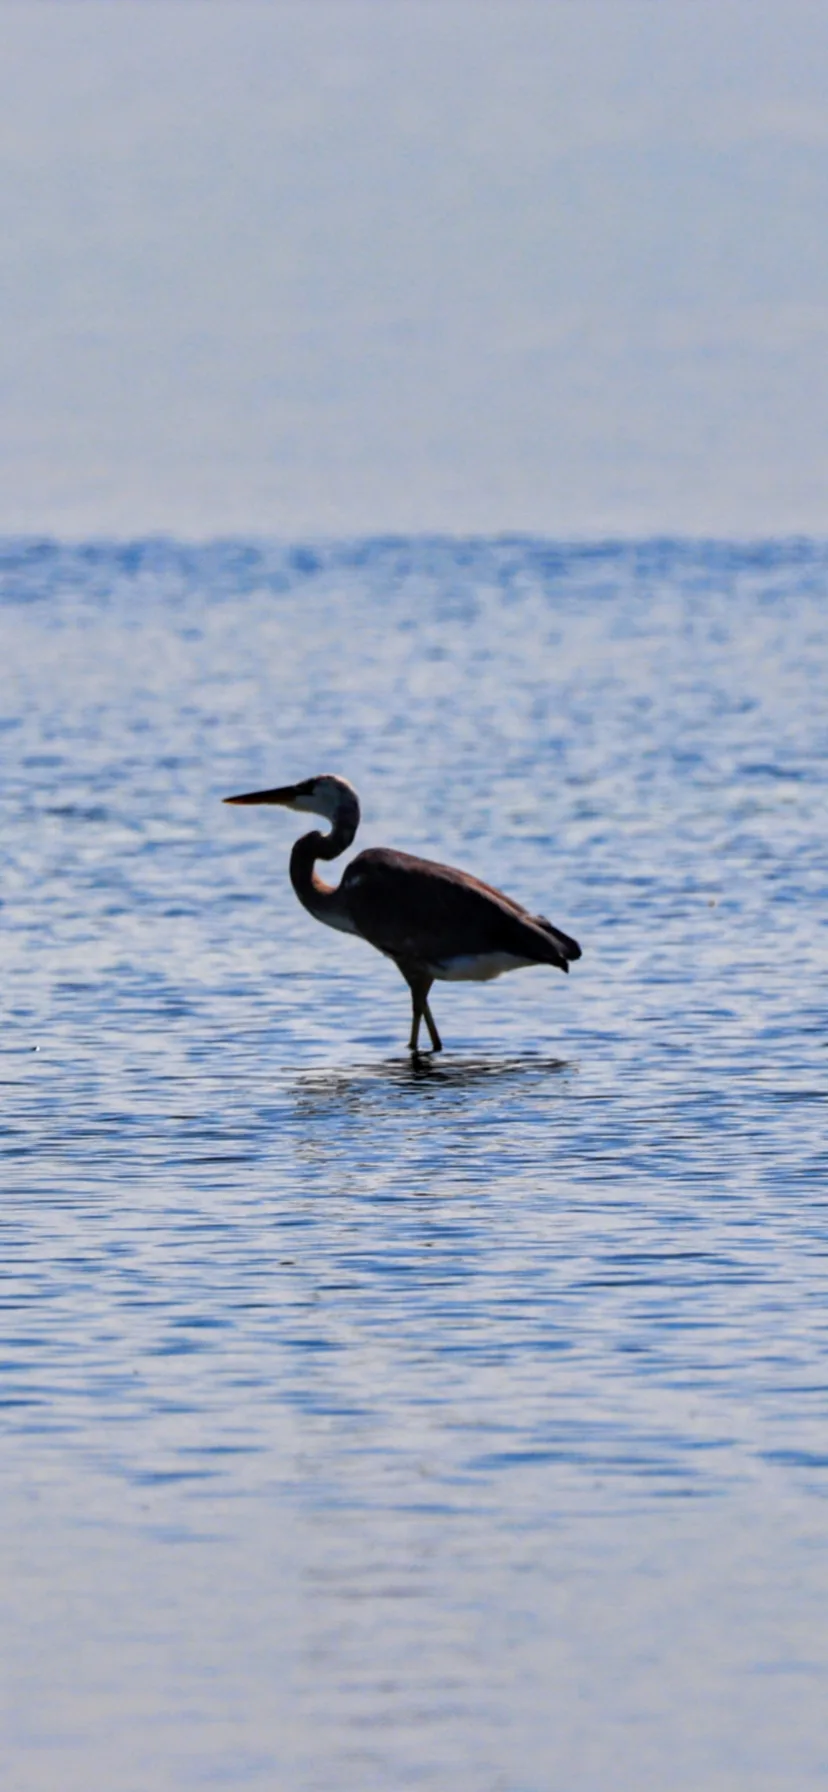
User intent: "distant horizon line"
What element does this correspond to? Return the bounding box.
[1,529,827,550]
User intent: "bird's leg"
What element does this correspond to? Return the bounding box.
[401,966,440,1053]
[422,995,442,1053]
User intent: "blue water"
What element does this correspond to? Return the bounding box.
[2,537,828,1791]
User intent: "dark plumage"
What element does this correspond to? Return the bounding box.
[224,774,580,1052]
[340,849,579,973]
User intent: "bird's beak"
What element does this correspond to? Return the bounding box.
[223,784,299,807]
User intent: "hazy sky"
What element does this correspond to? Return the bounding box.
[3,0,828,537]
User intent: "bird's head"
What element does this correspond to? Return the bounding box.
[224,773,360,828]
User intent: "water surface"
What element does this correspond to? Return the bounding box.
[2,538,828,1790]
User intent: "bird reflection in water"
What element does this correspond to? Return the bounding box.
[288,1052,571,1125]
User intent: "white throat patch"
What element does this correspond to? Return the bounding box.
[293,776,358,824]
[294,783,339,821]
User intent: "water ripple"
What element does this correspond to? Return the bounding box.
[2,538,828,1790]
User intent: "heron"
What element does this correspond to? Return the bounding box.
[224,774,581,1052]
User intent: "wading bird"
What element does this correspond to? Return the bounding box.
[224,774,581,1052]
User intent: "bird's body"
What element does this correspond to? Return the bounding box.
[225,774,580,1051]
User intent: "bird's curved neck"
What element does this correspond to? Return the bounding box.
[289,815,357,922]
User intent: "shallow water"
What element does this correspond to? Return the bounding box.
[2,537,828,1790]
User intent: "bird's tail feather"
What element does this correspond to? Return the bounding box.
[534,915,582,962]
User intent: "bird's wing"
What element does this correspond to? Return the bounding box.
[340,848,579,970]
